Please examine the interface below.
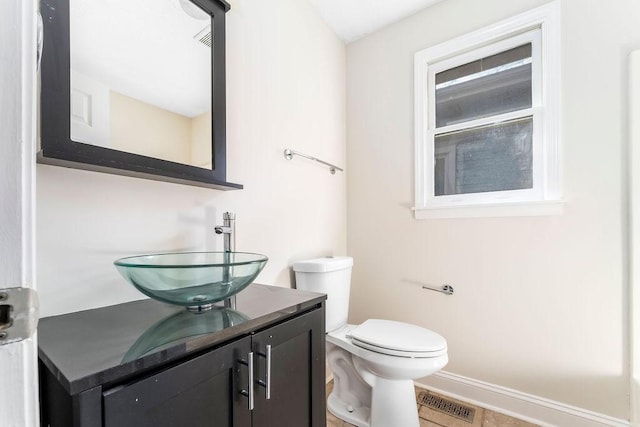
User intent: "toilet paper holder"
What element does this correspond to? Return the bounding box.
[423,284,454,295]
[403,279,454,295]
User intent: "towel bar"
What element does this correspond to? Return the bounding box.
[283,148,343,175]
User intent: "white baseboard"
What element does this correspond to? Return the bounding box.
[415,371,630,427]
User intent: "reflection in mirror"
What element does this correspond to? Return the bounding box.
[122,307,249,363]
[70,0,213,169]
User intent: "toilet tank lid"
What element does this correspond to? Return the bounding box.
[293,256,353,273]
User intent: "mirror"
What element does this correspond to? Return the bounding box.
[70,0,213,168]
[39,0,241,190]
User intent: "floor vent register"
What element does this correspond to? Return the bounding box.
[418,391,476,423]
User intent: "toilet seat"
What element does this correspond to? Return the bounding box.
[349,319,446,358]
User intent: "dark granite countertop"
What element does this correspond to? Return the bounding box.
[38,284,325,395]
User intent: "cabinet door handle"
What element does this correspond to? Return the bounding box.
[239,352,254,411]
[247,351,254,410]
[257,344,272,399]
[265,344,271,400]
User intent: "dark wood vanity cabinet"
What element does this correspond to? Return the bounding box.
[102,335,253,427]
[38,285,326,427]
[251,310,326,427]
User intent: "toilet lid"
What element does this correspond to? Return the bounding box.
[349,319,446,357]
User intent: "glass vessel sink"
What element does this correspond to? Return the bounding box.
[114,252,268,311]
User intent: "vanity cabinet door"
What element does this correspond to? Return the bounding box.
[251,308,326,427]
[103,336,253,427]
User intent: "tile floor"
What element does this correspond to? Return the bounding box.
[325,381,539,427]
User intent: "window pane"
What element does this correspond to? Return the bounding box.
[434,118,533,196]
[435,44,532,127]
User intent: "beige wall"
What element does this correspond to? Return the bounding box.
[37,0,346,315]
[110,91,192,164]
[347,0,638,419]
[191,110,212,168]
[111,92,213,168]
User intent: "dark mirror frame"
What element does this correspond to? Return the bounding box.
[39,0,242,190]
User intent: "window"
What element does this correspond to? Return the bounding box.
[414,2,561,218]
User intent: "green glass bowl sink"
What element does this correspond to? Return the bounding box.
[114,252,268,310]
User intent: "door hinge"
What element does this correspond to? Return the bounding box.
[0,287,39,346]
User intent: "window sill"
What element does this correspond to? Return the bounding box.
[413,199,564,219]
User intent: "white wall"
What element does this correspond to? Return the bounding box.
[36,0,346,316]
[346,0,638,420]
[630,50,640,427]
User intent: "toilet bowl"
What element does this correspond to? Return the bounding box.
[293,257,448,427]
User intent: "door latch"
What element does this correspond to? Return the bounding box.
[0,287,39,346]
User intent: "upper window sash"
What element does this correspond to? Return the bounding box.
[427,29,542,133]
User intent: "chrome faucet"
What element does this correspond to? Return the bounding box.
[214,212,236,252]
[215,212,236,309]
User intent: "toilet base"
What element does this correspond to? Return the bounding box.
[369,378,420,427]
[327,392,370,427]
[327,378,420,427]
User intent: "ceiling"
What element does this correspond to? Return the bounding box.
[308,0,444,43]
[71,0,211,118]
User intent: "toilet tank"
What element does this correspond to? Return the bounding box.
[293,256,353,332]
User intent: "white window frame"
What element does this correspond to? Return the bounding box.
[414,2,562,219]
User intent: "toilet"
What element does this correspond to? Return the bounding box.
[293,256,448,427]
